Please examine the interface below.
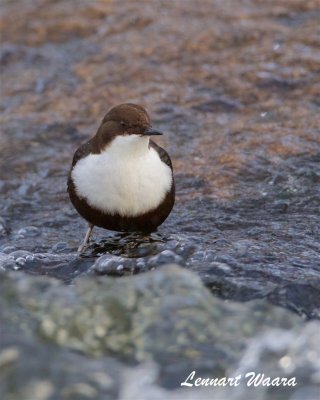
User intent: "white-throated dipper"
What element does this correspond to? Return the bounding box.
[68,103,175,252]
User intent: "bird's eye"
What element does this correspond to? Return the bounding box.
[120,121,126,127]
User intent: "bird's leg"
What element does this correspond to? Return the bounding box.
[78,223,94,253]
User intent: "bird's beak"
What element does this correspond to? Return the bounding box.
[143,127,163,136]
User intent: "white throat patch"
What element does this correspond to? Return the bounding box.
[72,136,172,217]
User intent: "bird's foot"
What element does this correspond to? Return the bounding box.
[77,224,94,254]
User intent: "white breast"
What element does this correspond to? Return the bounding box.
[71,136,172,217]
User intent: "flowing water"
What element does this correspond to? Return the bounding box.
[1,0,319,317]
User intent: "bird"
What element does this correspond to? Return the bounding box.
[67,103,175,252]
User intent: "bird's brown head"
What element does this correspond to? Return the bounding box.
[95,103,163,151]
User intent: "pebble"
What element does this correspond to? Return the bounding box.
[9,250,34,260]
[0,252,18,270]
[16,226,39,238]
[93,255,135,275]
[147,250,183,268]
[0,245,16,254]
[52,242,69,253]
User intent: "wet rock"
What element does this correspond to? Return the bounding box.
[256,77,304,92]
[276,9,320,27]
[92,255,137,276]
[16,226,39,238]
[5,250,35,269]
[226,321,320,400]
[268,284,320,319]
[16,183,35,197]
[35,265,234,374]
[146,250,183,268]
[273,200,289,213]
[153,104,186,123]
[0,245,16,254]
[0,44,25,66]
[51,241,70,253]
[192,98,241,113]
[0,217,8,237]
[43,122,80,141]
[0,5,320,397]
[1,265,320,396]
[90,241,189,277]
[0,250,87,279]
[0,253,16,270]
[0,336,122,400]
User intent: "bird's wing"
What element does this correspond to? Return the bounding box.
[70,140,94,168]
[67,139,95,192]
[150,139,173,171]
